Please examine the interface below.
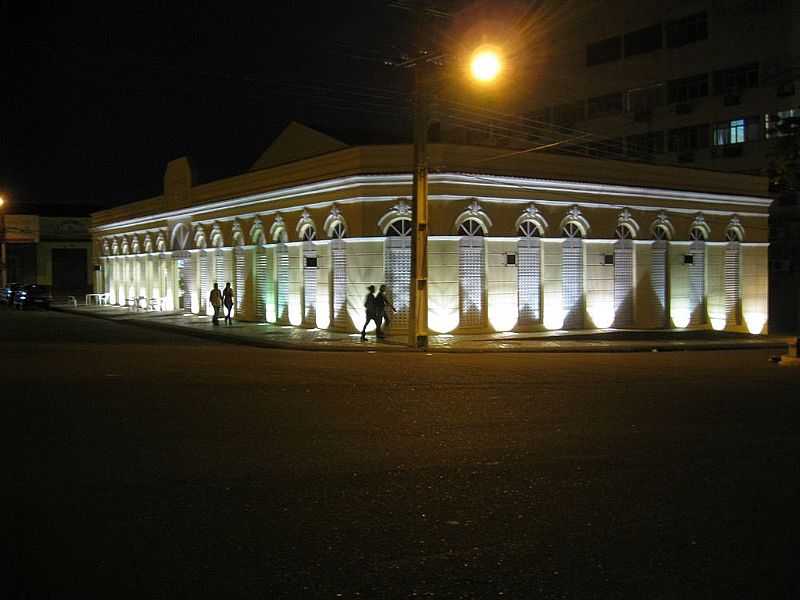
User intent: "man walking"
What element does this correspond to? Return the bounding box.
[375,284,396,338]
[360,285,380,341]
[209,282,222,326]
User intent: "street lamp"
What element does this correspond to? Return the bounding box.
[408,43,504,348]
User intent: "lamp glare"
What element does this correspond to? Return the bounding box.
[471,49,501,82]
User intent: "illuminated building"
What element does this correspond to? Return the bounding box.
[91,123,771,335]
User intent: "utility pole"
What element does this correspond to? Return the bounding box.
[407,0,436,349]
[409,51,430,349]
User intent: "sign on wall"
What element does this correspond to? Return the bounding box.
[0,215,40,243]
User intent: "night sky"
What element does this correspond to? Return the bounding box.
[4,1,485,212]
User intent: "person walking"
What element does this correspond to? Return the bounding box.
[360,285,380,341]
[209,282,222,326]
[222,282,234,325]
[375,284,396,338]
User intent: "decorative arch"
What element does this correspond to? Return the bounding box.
[378,199,412,234]
[689,213,710,241]
[155,230,167,252]
[725,215,745,242]
[324,205,348,239]
[453,200,492,235]
[615,208,639,239]
[560,205,590,238]
[249,218,267,245]
[143,233,153,253]
[231,220,245,247]
[270,215,288,243]
[295,209,316,241]
[650,211,675,240]
[209,222,224,248]
[515,203,549,237]
[193,224,207,249]
[170,222,190,251]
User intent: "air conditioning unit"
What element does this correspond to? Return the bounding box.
[723,93,741,106]
[505,253,517,266]
[723,145,743,157]
[604,254,614,265]
[777,82,796,97]
[678,151,695,163]
[683,254,694,265]
[675,103,693,115]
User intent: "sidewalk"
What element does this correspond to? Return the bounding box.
[49,302,792,354]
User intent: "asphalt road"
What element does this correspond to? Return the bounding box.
[3,308,799,599]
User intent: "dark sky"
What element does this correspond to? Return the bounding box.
[3,1,468,211]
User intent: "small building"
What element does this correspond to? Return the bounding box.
[91,124,772,335]
[1,210,93,295]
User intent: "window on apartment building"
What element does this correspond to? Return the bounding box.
[587,92,623,118]
[625,84,666,113]
[553,102,583,125]
[587,36,621,66]
[624,24,662,57]
[668,124,710,152]
[666,12,708,48]
[712,63,759,95]
[713,117,760,145]
[765,108,800,138]
[667,73,709,104]
[627,131,665,157]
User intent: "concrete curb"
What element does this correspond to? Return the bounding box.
[50,306,790,355]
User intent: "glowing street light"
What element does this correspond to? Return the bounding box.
[408,41,505,349]
[470,46,502,83]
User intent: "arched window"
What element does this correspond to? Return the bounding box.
[330,222,346,239]
[615,223,634,239]
[301,225,316,241]
[518,221,543,237]
[458,218,485,237]
[689,227,707,241]
[386,218,412,236]
[725,228,743,242]
[653,224,671,240]
[562,222,584,238]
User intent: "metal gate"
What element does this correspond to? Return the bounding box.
[613,240,634,328]
[562,239,584,329]
[724,242,741,325]
[459,236,484,328]
[385,236,411,331]
[255,248,268,321]
[651,241,668,328]
[234,249,246,316]
[178,255,193,312]
[199,251,210,315]
[214,249,225,287]
[331,240,348,330]
[688,241,706,325]
[302,243,317,327]
[276,244,289,323]
[517,238,541,326]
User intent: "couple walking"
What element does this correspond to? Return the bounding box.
[209,282,234,326]
[361,284,395,341]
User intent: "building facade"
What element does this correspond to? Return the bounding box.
[0,214,93,294]
[90,136,771,335]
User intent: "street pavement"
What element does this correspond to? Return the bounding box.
[55,302,791,354]
[3,307,800,598]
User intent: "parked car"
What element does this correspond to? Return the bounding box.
[14,284,53,309]
[0,283,24,305]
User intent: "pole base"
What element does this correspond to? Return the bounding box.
[415,335,428,349]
